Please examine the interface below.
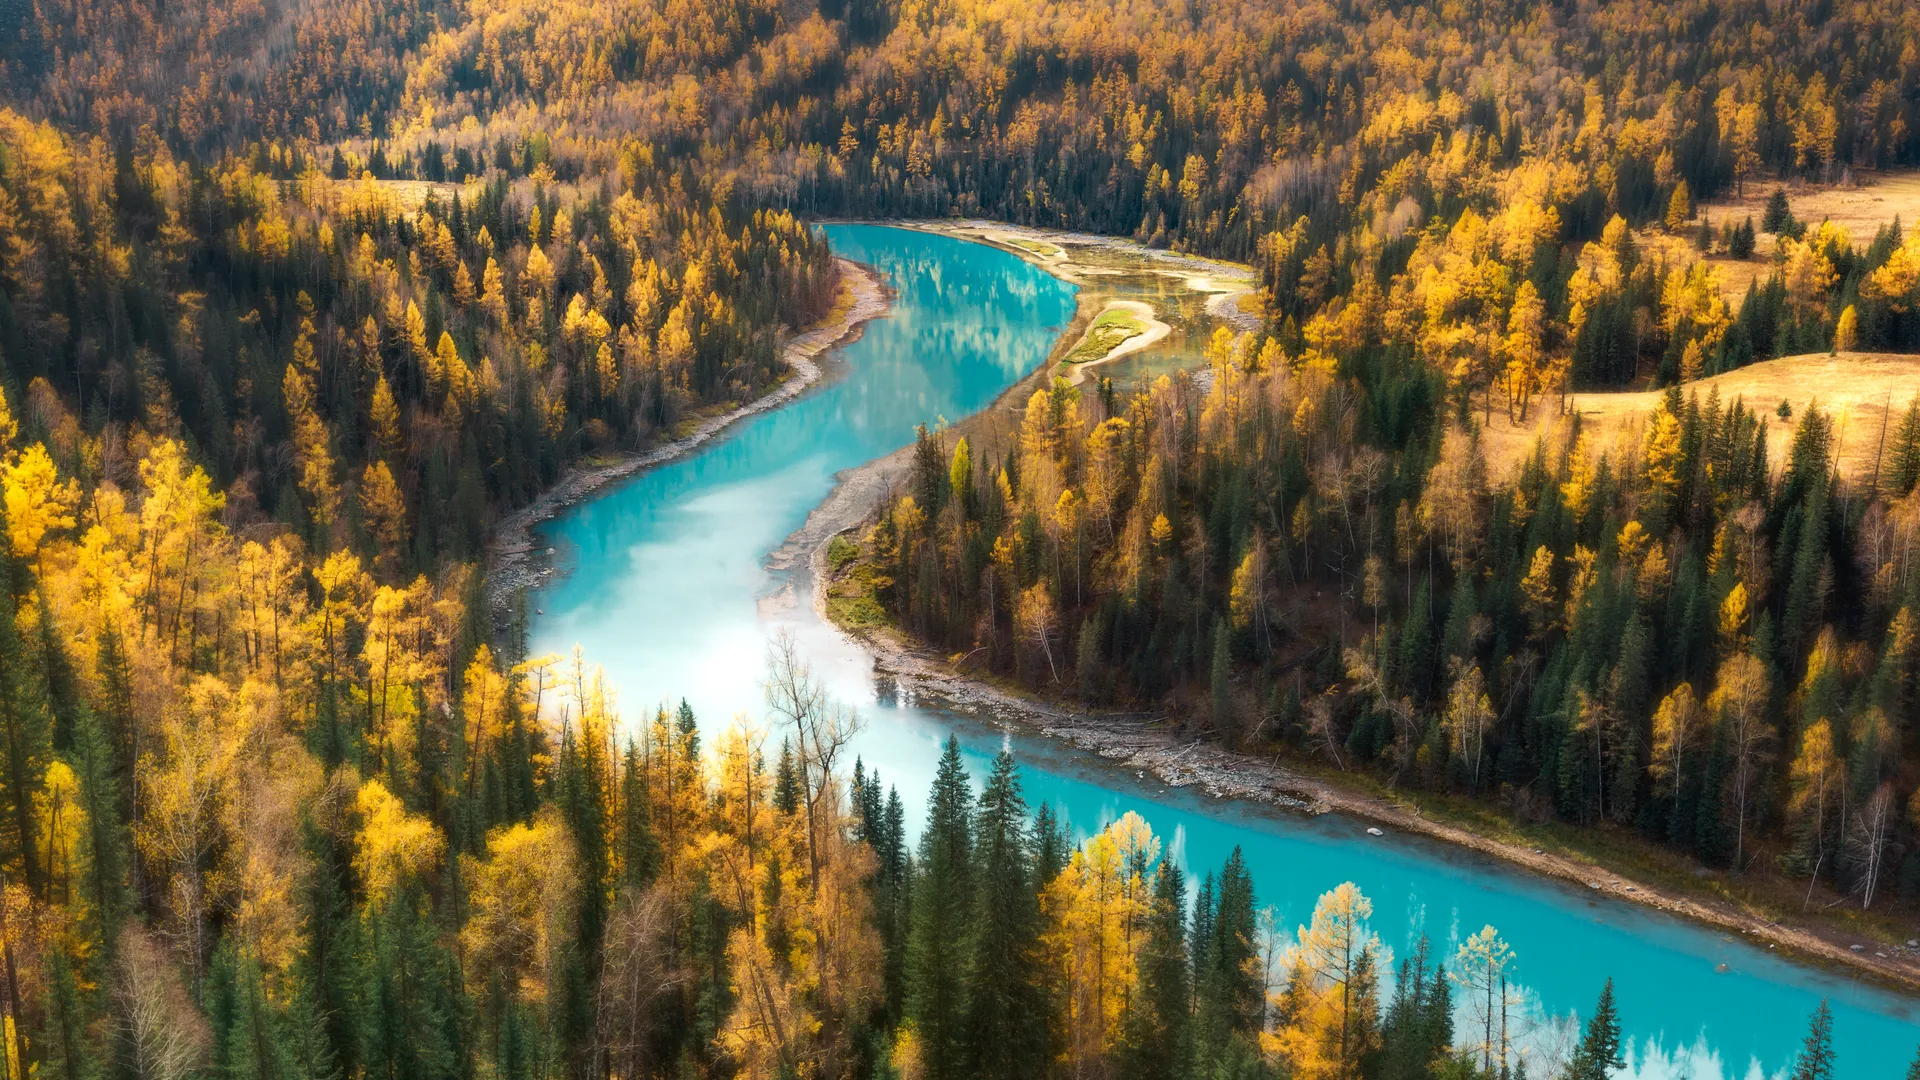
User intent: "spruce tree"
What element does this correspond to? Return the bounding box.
[1565,978,1624,1079]
[0,569,52,897]
[1119,859,1191,1080]
[1194,848,1261,1068]
[1380,935,1450,1079]
[1789,1000,1834,1080]
[965,751,1047,1080]
[619,742,659,890]
[774,738,801,816]
[1763,189,1792,233]
[365,892,463,1080]
[1889,398,1920,495]
[907,737,975,1080]
[880,783,910,1022]
[1033,801,1068,885]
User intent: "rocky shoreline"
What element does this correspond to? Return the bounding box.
[483,259,890,620]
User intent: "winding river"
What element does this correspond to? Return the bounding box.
[527,224,1918,1078]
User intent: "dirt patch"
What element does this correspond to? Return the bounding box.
[1480,352,1920,483]
[484,259,890,618]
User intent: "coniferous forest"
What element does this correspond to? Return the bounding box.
[2,0,1920,1077]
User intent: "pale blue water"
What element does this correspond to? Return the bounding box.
[529,224,1918,1078]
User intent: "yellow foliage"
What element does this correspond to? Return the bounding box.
[354,779,444,906]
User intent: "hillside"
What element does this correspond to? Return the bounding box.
[1482,352,1920,480]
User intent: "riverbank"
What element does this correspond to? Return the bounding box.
[810,555,1920,993]
[778,230,1920,998]
[484,258,890,620]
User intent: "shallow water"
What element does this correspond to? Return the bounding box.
[529,223,1917,1079]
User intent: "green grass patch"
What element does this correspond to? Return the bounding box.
[1008,237,1063,258]
[827,535,861,571]
[827,593,889,628]
[1067,309,1148,363]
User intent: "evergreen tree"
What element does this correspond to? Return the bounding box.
[1119,860,1191,1080]
[1379,935,1451,1080]
[364,892,463,1080]
[906,737,975,1080]
[880,782,910,1022]
[1033,801,1068,885]
[1194,848,1261,1069]
[965,751,1047,1080]
[1565,978,1624,1080]
[1763,189,1792,233]
[1789,1001,1835,1080]
[774,738,801,816]
[1889,398,1920,495]
[619,741,660,890]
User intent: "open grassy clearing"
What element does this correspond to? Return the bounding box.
[1006,236,1065,259]
[1480,352,1920,481]
[1066,307,1148,363]
[1633,170,1920,303]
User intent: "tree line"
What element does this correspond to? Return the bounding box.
[854,323,1920,912]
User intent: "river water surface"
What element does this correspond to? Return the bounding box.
[528,224,1917,1078]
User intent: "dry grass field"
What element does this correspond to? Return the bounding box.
[1480,352,1920,482]
[1637,171,1920,302]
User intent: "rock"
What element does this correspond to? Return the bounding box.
[1849,944,1864,952]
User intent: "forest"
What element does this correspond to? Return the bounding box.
[2,0,1920,1076]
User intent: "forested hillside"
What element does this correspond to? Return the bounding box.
[3,0,1920,1078]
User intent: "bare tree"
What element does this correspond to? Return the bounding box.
[1844,784,1897,910]
[764,630,862,883]
[595,886,688,1080]
[113,928,209,1080]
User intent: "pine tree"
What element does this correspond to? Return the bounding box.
[1380,936,1450,1079]
[774,738,801,815]
[880,782,910,1021]
[619,741,659,890]
[1119,860,1191,1080]
[1565,978,1624,1079]
[966,751,1047,1080]
[1890,399,1920,495]
[365,891,463,1080]
[1033,801,1069,884]
[1194,848,1261,1069]
[907,737,975,1079]
[1790,1000,1834,1080]
[1763,189,1792,233]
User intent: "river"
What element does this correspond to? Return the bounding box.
[526,223,1917,1078]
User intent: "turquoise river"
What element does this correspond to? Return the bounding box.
[528,223,1918,1078]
